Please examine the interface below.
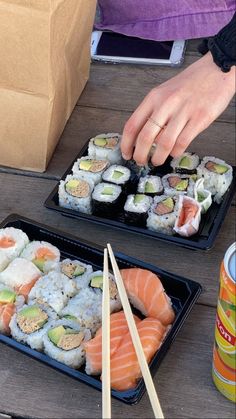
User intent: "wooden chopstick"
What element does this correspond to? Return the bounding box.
[102,248,111,419]
[107,243,164,419]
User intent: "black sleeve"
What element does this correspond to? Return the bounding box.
[198,12,236,72]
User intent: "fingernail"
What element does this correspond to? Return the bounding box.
[122,153,129,160]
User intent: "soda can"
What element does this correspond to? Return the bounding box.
[212,242,236,402]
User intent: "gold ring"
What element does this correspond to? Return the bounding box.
[148,117,164,130]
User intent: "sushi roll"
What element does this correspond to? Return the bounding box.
[28,271,77,314]
[59,288,103,335]
[21,241,60,273]
[0,227,29,262]
[137,175,163,197]
[10,303,56,351]
[0,258,41,300]
[58,174,94,214]
[102,164,131,191]
[88,271,121,314]
[0,253,10,273]
[147,195,179,235]
[43,319,91,369]
[0,283,24,335]
[72,157,109,185]
[170,152,200,174]
[58,259,93,292]
[197,157,233,204]
[124,194,152,227]
[162,173,194,197]
[88,133,122,164]
[174,195,202,237]
[92,182,123,217]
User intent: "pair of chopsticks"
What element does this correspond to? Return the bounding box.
[102,244,164,419]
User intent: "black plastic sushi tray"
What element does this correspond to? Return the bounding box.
[0,214,202,405]
[44,142,236,251]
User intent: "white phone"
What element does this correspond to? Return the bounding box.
[91,31,186,67]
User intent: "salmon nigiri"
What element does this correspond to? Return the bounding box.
[0,303,16,335]
[109,317,167,391]
[121,268,175,326]
[84,311,141,375]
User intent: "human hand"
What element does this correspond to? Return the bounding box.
[121,52,236,166]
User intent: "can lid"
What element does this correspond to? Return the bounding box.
[225,243,236,283]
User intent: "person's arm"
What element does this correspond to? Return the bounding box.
[121,13,236,166]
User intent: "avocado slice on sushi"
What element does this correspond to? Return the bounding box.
[48,325,84,350]
[179,156,191,168]
[0,289,16,304]
[74,265,86,276]
[79,160,92,171]
[175,179,188,191]
[48,325,66,345]
[162,197,174,211]
[94,138,107,147]
[90,275,103,289]
[65,178,90,198]
[134,194,145,204]
[32,257,45,271]
[197,192,206,203]
[112,170,124,180]
[144,181,156,193]
[102,186,114,195]
[63,314,78,321]
[214,164,229,174]
[17,305,48,334]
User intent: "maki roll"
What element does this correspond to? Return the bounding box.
[102,164,131,191]
[59,288,103,335]
[197,157,233,204]
[137,175,163,197]
[0,227,29,263]
[162,174,194,197]
[170,152,200,174]
[43,319,91,369]
[124,194,152,227]
[21,241,60,273]
[0,284,24,335]
[88,271,121,313]
[72,157,109,185]
[28,271,77,314]
[174,195,201,237]
[0,258,41,300]
[147,195,178,235]
[88,133,122,164]
[58,174,94,214]
[92,182,122,217]
[58,259,93,292]
[10,303,56,351]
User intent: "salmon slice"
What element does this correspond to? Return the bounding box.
[0,236,16,248]
[154,202,172,216]
[15,276,40,300]
[177,200,198,227]
[0,303,15,335]
[36,247,57,260]
[121,268,175,326]
[168,176,181,188]
[84,311,141,375]
[109,318,167,391]
[174,195,201,237]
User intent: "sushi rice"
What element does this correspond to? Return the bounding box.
[102,164,131,186]
[88,270,121,314]
[0,227,29,261]
[162,173,194,197]
[147,195,179,235]
[21,241,60,273]
[137,175,163,196]
[72,156,109,185]
[58,174,94,214]
[57,258,93,292]
[88,133,122,164]
[170,152,200,174]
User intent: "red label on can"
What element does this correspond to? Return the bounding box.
[216,314,236,346]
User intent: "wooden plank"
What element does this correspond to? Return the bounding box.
[77,60,235,123]
[0,173,235,306]
[0,305,234,419]
[1,106,233,180]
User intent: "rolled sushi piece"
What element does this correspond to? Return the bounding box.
[194,178,212,213]
[162,173,194,197]
[124,194,152,227]
[28,271,77,314]
[59,288,103,335]
[137,175,163,197]
[58,174,94,214]
[10,303,56,351]
[0,253,10,273]
[92,182,123,217]
[43,319,91,369]
[0,283,24,335]
[88,133,122,164]
[72,157,109,185]
[58,259,93,292]
[21,241,60,274]
[102,164,131,190]
[0,227,29,262]
[147,195,179,235]
[88,271,121,314]
[197,157,233,204]
[0,258,41,300]
[170,152,200,174]
[174,195,201,237]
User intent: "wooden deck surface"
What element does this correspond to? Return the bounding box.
[0,39,235,419]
